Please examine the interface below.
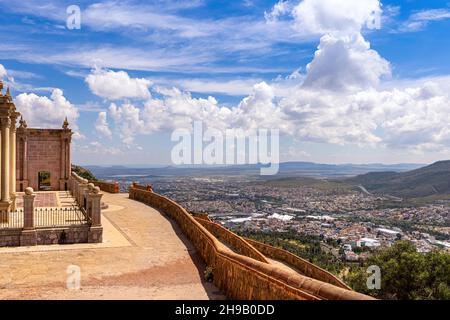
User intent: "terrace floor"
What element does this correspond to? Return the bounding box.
[0,193,225,300]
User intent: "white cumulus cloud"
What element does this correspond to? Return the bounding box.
[85,68,152,100]
[95,111,112,138]
[14,89,81,137]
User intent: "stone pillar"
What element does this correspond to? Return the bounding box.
[89,186,102,227]
[86,183,95,219]
[22,136,28,183]
[9,116,17,209]
[78,178,88,208]
[60,137,66,190]
[23,187,35,230]
[20,187,37,246]
[0,117,11,204]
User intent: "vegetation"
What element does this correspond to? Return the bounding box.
[204,266,214,282]
[71,164,97,181]
[345,241,450,300]
[236,229,346,275]
[236,229,450,300]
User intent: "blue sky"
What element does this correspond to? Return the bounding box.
[1,0,450,166]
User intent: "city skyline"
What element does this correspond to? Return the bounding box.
[1,0,450,165]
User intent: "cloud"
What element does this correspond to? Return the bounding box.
[157,77,263,96]
[399,8,450,32]
[265,1,293,23]
[303,33,390,91]
[95,111,112,138]
[267,0,381,36]
[0,64,7,78]
[74,141,123,157]
[14,89,81,137]
[85,68,152,100]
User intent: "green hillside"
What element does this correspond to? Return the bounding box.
[72,164,97,181]
[347,161,450,198]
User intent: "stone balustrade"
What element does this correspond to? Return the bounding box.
[129,184,374,300]
[89,180,120,194]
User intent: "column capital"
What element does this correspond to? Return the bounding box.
[0,116,11,128]
[10,113,19,133]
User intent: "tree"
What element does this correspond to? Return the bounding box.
[345,241,450,300]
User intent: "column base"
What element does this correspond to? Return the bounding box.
[10,194,17,211]
[0,201,12,223]
[88,226,103,243]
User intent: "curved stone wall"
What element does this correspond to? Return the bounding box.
[195,217,269,263]
[129,185,373,300]
[90,180,119,194]
[244,238,351,290]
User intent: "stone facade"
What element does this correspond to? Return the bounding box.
[16,118,72,192]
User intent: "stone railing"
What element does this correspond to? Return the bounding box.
[68,172,103,243]
[0,182,103,247]
[89,180,120,194]
[195,217,269,263]
[244,238,351,290]
[129,184,373,300]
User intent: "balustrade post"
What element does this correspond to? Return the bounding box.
[89,186,102,226]
[78,178,88,208]
[88,186,103,243]
[20,187,37,246]
[23,187,35,230]
[86,183,95,219]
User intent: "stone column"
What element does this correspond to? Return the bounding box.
[22,136,28,183]
[20,187,37,246]
[1,117,11,204]
[23,187,36,230]
[86,183,95,219]
[60,137,66,190]
[89,186,103,227]
[9,116,17,208]
[78,178,88,208]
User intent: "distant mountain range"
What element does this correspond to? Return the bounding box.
[85,161,424,179]
[347,160,450,198]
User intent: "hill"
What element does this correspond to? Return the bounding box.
[346,160,450,198]
[86,162,422,179]
[72,164,97,181]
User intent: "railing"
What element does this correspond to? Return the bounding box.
[34,207,90,228]
[129,184,374,300]
[90,180,120,194]
[0,209,24,229]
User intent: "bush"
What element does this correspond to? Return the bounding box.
[204,266,214,282]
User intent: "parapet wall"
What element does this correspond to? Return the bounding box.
[244,238,351,290]
[195,217,269,263]
[89,180,120,194]
[129,185,373,300]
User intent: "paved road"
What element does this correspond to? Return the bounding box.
[0,193,225,300]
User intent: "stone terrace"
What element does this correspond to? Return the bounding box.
[0,193,225,300]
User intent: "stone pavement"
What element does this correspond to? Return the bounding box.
[0,193,225,300]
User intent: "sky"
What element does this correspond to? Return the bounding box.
[1,0,450,166]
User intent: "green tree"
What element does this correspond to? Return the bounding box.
[345,241,450,300]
